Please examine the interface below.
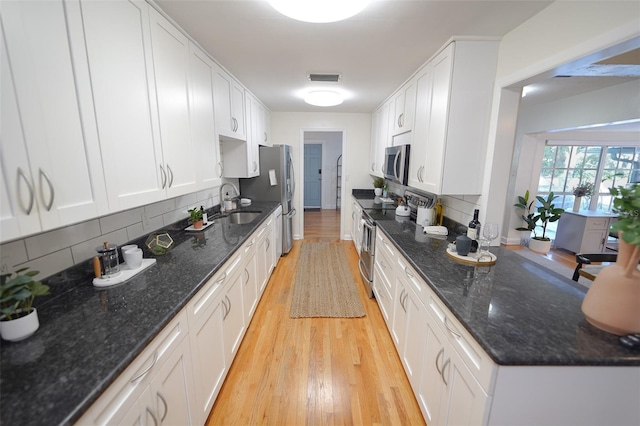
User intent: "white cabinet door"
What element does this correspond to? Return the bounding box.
[351,199,362,253]
[242,241,259,321]
[369,102,391,177]
[418,316,448,425]
[402,287,428,390]
[186,272,227,425]
[407,65,433,190]
[189,43,223,189]
[1,0,108,239]
[391,278,408,351]
[392,80,417,136]
[149,9,198,198]
[222,270,246,364]
[150,339,195,426]
[80,0,166,212]
[214,67,246,141]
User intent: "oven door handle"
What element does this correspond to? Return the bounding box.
[358,258,372,284]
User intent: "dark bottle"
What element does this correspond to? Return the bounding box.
[467,209,481,240]
[200,205,208,224]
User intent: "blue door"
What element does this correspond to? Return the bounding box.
[304,144,322,208]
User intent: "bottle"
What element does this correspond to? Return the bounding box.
[201,205,207,224]
[224,192,232,211]
[467,209,481,240]
[434,198,444,225]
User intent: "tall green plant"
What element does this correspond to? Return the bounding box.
[534,192,565,241]
[0,268,49,320]
[610,183,640,248]
[514,190,537,236]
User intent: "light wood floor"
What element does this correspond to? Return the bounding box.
[207,210,591,425]
[207,210,424,425]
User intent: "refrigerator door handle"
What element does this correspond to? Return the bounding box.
[289,152,296,197]
[286,208,296,219]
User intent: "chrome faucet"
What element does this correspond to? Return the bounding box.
[220,182,240,213]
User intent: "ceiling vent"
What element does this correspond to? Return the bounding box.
[308,73,341,82]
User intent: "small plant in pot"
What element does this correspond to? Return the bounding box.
[514,191,564,253]
[0,267,49,341]
[582,183,640,335]
[572,181,594,211]
[373,177,385,196]
[188,207,204,229]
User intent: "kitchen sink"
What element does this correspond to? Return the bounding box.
[226,211,261,225]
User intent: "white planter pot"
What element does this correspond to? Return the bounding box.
[573,197,582,212]
[0,308,40,342]
[374,188,382,196]
[528,238,552,254]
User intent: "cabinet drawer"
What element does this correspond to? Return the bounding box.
[426,293,496,393]
[396,256,431,308]
[585,217,609,230]
[373,262,393,325]
[376,229,397,261]
[78,311,189,425]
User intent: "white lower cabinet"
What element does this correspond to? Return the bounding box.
[221,256,247,364]
[242,238,259,322]
[77,311,194,426]
[256,214,276,295]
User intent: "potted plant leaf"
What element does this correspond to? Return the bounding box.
[373,177,384,196]
[514,191,564,253]
[188,207,204,229]
[0,267,49,341]
[582,183,640,335]
[514,190,537,244]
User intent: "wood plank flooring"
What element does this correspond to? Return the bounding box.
[206,210,592,425]
[206,211,424,425]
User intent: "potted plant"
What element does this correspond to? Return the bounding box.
[373,177,384,196]
[514,191,564,253]
[0,267,49,341]
[188,207,204,229]
[582,183,640,335]
[572,182,594,211]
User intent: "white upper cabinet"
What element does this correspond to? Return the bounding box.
[189,43,223,189]
[0,0,108,242]
[214,67,246,141]
[392,80,417,136]
[149,8,198,198]
[78,0,166,212]
[369,101,392,177]
[410,40,499,195]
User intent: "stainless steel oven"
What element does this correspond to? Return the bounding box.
[358,211,376,298]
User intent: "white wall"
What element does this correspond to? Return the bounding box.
[483,0,640,244]
[270,112,372,240]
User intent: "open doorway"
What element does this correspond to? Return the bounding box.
[302,131,344,241]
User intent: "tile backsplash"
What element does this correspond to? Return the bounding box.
[1,186,221,280]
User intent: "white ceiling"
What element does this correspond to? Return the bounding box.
[154,0,554,112]
[154,0,640,114]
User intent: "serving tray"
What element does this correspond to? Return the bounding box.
[93,258,157,288]
[446,247,497,266]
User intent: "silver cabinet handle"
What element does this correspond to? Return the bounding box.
[17,168,35,215]
[404,266,414,279]
[444,317,462,338]
[266,237,270,251]
[157,391,168,421]
[166,164,174,188]
[441,358,451,386]
[131,350,158,383]
[159,165,167,189]
[38,169,54,211]
[223,295,231,320]
[215,272,227,286]
[264,131,268,143]
[435,347,444,375]
[371,162,375,172]
[252,161,258,172]
[244,268,249,284]
[147,407,158,426]
[217,161,223,178]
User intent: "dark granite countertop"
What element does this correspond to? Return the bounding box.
[0,202,280,426]
[368,209,639,366]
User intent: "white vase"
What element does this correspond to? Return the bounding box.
[528,238,551,254]
[374,188,382,196]
[573,197,581,212]
[581,237,640,335]
[0,308,40,342]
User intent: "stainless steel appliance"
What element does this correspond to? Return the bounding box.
[383,144,410,185]
[357,190,435,298]
[239,145,296,254]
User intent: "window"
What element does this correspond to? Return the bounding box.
[537,143,640,237]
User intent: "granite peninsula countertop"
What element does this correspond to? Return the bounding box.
[352,194,639,367]
[0,202,280,426]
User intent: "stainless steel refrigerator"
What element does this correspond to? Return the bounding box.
[239,144,296,254]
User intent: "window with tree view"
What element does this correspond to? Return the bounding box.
[539,144,640,212]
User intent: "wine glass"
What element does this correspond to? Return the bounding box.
[482,223,499,253]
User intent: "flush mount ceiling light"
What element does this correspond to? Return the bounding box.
[267,0,370,23]
[304,90,343,107]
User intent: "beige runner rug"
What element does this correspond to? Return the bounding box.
[290,242,366,318]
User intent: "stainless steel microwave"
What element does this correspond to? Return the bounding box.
[383,144,410,185]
